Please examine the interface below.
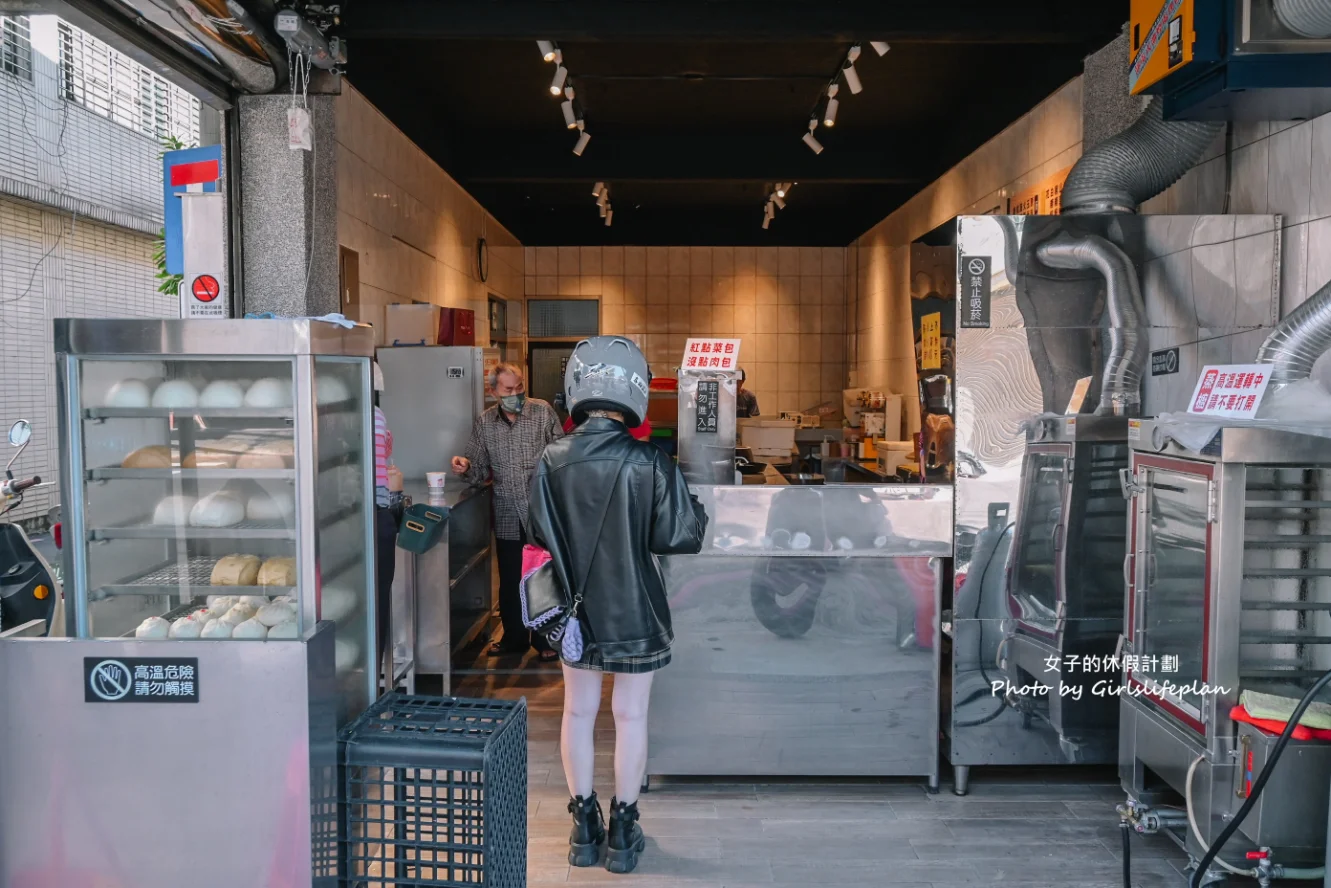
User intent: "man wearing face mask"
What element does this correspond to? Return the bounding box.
[452,363,563,660]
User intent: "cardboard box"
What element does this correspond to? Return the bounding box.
[343,303,386,346]
[384,303,440,346]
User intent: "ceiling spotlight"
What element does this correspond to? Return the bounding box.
[573,129,591,156]
[776,182,790,198]
[824,83,839,127]
[803,119,823,154]
[537,40,556,62]
[847,44,862,63]
[842,62,862,95]
[550,65,568,95]
[599,203,607,218]
[772,194,786,209]
[592,182,605,197]
[561,100,577,128]
[564,85,575,100]
[605,208,613,227]
[870,41,890,56]
[597,190,608,208]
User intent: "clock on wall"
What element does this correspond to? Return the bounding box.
[476,237,489,283]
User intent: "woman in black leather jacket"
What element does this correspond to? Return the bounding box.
[526,335,707,874]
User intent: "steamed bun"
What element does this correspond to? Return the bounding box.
[170,616,203,639]
[198,380,245,408]
[267,619,299,639]
[105,379,151,408]
[200,618,233,639]
[151,380,199,409]
[135,616,171,639]
[232,618,268,640]
[244,378,291,408]
[316,374,350,405]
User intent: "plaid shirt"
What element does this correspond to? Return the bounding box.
[462,398,563,539]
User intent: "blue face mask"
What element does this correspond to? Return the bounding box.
[500,393,526,414]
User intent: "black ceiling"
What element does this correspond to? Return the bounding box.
[344,1,1126,246]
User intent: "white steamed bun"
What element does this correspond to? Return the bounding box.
[151,380,199,409]
[105,379,151,408]
[200,618,233,639]
[198,380,245,408]
[232,618,268,640]
[244,378,291,408]
[170,616,203,639]
[135,616,170,639]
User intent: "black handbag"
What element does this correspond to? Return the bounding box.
[521,451,630,659]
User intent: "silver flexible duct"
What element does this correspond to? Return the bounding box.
[1035,233,1147,416]
[1061,96,1223,215]
[1256,276,1331,383]
[1275,0,1331,37]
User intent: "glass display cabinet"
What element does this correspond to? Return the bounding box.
[56,318,376,717]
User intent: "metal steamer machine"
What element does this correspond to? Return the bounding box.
[1120,421,1331,881]
[946,212,1285,794]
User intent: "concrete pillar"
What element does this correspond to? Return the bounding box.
[1081,29,1147,151]
[237,94,338,316]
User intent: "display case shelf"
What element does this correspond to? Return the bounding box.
[91,556,295,601]
[86,467,296,482]
[84,406,295,421]
[87,519,297,542]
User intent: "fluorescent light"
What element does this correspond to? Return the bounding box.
[593,182,605,197]
[573,129,591,156]
[802,131,823,154]
[561,100,577,128]
[550,65,568,95]
[773,194,786,209]
[870,41,890,56]
[537,40,556,62]
[842,63,862,94]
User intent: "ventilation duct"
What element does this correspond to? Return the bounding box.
[1274,0,1331,38]
[1256,276,1331,384]
[1061,96,1223,216]
[1034,233,1147,416]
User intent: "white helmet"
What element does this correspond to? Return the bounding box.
[564,336,651,427]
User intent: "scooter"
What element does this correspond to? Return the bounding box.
[1,419,60,636]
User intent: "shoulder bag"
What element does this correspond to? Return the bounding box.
[520,451,630,661]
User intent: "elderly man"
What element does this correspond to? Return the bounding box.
[452,362,563,660]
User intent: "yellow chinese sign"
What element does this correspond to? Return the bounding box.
[1008,166,1071,216]
[921,312,941,371]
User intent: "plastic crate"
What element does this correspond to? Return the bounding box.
[339,694,527,888]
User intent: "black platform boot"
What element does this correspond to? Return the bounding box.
[567,792,605,867]
[604,797,645,874]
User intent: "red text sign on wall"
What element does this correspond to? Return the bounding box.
[681,338,741,372]
[1187,364,1272,420]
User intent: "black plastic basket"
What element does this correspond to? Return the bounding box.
[339,694,527,888]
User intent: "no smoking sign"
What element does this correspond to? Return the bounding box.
[182,271,226,318]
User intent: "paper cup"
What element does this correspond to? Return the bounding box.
[426,471,447,490]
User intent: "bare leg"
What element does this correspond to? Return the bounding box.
[561,664,603,798]
[611,672,655,804]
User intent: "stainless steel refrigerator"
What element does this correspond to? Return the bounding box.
[376,345,498,479]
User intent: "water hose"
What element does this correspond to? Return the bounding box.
[1189,668,1331,887]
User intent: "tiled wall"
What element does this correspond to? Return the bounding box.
[336,83,525,348]
[851,79,1084,434]
[1140,115,1331,391]
[524,245,850,416]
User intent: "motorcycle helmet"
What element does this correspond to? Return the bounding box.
[564,335,651,428]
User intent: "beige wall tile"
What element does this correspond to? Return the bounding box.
[625,305,646,334]
[603,246,625,275]
[822,275,846,305]
[646,275,668,305]
[734,304,757,334]
[601,304,624,335]
[778,362,802,394]
[799,305,822,333]
[757,247,779,277]
[735,246,757,277]
[646,247,669,275]
[713,246,735,276]
[689,246,712,276]
[778,275,800,305]
[601,276,624,304]
[713,276,735,304]
[778,304,799,331]
[822,332,844,360]
[625,246,647,275]
[756,274,778,305]
[755,333,777,362]
[536,274,558,295]
[734,274,757,304]
[580,274,602,296]
[800,276,821,305]
[580,246,602,276]
[821,363,845,394]
[778,247,801,276]
[646,305,669,335]
[822,304,846,333]
[669,276,691,305]
[669,308,690,334]
[558,275,580,296]
[558,246,580,276]
[800,246,822,276]
[800,335,823,363]
[822,247,846,278]
[691,276,713,304]
[625,275,646,305]
[757,308,779,333]
[690,304,713,332]
[713,305,734,335]
[525,275,537,296]
[668,246,691,275]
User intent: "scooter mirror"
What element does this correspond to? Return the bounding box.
[8,420,30,447]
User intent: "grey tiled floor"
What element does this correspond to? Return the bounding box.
[454,660,1212,888]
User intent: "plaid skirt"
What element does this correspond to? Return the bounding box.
[563,645,672,674]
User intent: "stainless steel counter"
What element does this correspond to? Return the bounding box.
[647,483,951,782]
[389,479,493,685]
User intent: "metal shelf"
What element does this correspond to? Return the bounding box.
[1244,600,1331,611]
[88,519,296,542]
[87,467,295,482]
[91,556,295,600]
[85,406,294,421]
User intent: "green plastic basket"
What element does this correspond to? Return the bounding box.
[397,502,448,554]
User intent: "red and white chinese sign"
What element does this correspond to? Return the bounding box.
[1187,364,1272,420]
[682,338,741,372]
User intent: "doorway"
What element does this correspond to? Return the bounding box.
[529,342,581,420]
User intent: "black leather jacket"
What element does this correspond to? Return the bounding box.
[526,417,708,659]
